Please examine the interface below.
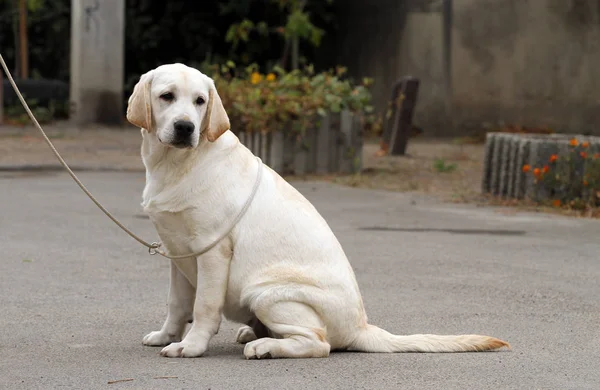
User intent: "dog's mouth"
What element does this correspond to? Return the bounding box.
[170,141,194,149]
[157,134,194,149]
[171,143,193,149]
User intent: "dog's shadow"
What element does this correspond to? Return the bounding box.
[359,226,526,236]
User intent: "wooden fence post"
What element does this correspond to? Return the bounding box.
[379,77,420,156]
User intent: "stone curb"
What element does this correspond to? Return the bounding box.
[0,164,144,173]
[482,132,600,200]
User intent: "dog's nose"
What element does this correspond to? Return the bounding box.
[174,120,195,136]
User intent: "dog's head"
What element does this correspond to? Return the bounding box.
[126,63,230,149]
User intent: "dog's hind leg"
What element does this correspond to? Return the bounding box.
[243,301,330,359]
[235,317,271,344]
[236,325,257,344]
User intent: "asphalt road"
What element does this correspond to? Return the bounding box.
[1,171,599,390]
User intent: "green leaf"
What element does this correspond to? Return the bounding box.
[310,28,324,47]
[225,24,239,44]
[27,0,44,12]
[257,21,269,36]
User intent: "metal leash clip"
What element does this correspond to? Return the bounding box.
[148,242,162,255]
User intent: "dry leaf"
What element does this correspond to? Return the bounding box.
[108,378,134,384]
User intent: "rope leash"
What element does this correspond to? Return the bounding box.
[0,53,262,260]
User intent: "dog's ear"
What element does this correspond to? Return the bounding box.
[127,71,154,131]
[204,85,230,142]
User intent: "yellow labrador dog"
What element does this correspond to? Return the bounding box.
[126,63,509,359]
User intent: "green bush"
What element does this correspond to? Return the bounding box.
[209,62,374,137]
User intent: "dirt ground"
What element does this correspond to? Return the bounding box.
[332,140,485,202]
[325,139,599,218]
[0,124,596,218]
[0,124,144,170]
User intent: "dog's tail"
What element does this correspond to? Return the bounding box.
[349,324,510,353]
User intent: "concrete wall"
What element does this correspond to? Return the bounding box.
[331,0,600,136]
[453,0,600,135]
[70,0,124,126]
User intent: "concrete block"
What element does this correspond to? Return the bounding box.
[293,144,307,175]
[269,131,285,173]
[328,113,341,172]
[339,110,355,174]
[513,138,530,199]
[351,113,364,173]
[489,133,507,195]
[305,126,318,174]
[316,115,331,174]
[237,113,364,175]
[505,136,519,198]
[481,133,495,194]
[259,132,269,163]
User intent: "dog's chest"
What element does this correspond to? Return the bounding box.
[147,210,195,251]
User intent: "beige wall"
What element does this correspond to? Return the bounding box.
[332,0,600,136]
[452,0,600,135]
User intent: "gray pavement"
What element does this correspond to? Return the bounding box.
[1,170,599,390]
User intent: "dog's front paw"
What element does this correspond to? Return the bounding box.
[142,330,180,346]
[160,341,206,358]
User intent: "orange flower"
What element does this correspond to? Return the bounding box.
[250,72,263,85]
[533,167,541,177]
[542,165,549,174]
[266,73,276,82]
[569,138,579,147]
[594,153,600,160]
[549,154,558,163]
[583,179,589,187]
[582,141,590,148]
[552,199,561,207]
[580,151,587,159]
[522,164,531,173]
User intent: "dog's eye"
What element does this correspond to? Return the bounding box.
[160,92,174,102]
[196,97,205,105]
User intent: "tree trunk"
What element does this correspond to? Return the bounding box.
[291,37,299,70]
[0,69,3,125]
[12,0,20,77]
[19,0,28,79]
